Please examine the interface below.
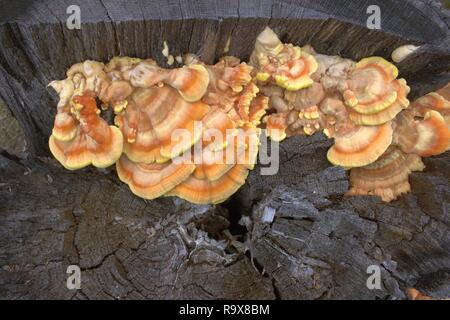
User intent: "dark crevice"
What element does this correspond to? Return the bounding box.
[271,277,281,300]
[0,147,23,163]
[244,251,267,276]
[220,196,249,241]
[194,206,231,242]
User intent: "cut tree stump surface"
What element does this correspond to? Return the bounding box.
[0,134,449,299]
[0,0,449,299]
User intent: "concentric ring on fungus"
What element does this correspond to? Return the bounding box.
[48,27,450,204]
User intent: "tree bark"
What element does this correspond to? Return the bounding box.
[0,0,449,300]
[0,0,449,155]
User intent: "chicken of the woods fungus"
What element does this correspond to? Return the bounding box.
[49,55,267,204]
[250,26,450,203]
[48,28,449,204]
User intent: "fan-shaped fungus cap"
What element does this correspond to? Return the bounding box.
[115,86,210,163]
[201,108,237,149]
[49,93,123,170]
[168,164,249,204]
[348,78,410,125]
[250,27,318,91]
[347,146,424,202]
[166,64,210,102]
[51,105,79,142]
[343,57,403,120]
[273,51,318,91]
[394,110,450,157]
[264,113,288,142]
[192,133,239,182]
[116,154,195,200]
[124,61,209,102]
[327,122,393,168]
[411,91,450,126]
[168,122,259,205]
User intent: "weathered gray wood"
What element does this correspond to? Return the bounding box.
[0,0,449,300]
[1,134,449,299]
[0,154,275,299]
[233,134,450,299]
[0,99,26,157]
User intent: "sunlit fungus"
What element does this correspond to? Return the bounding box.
[48,28,449,205]
[49,53,266,204]
[250,27,449,203]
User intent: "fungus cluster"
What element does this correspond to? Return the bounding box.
[250,27,450,202]
[49,56,267,204]
[49,28,449,204]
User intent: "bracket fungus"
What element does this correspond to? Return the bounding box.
[116,155,196,200]
[48,28,448,204]
[49,52,266,204]
[326,122,394,168]
[249,27,449,203]
[48,92,123,170]
[394,91,450,157]
[347,146,425,202]
[250,26,318,92]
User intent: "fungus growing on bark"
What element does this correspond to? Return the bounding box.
[168,164,250,204]
[250,26,318,91]
[49,52,265,204]
[115,86,210,163]
[168,130,259,204]
[343,57,410,125]
[201,56,256,124]
[345,88,450,202]
[123,60,210,102]
[410,91,450,125]
[116,154,195,200]
[326,122,393,168]
[50,104,79,142]
[347,78,410,125]
[394,92,450,157]
[48,29,448,205]
[347,146,424,202]
[246,28,449,201]
[49,92,124,170]
[264,112,289,141]
[249,95,269,126]
[249,27,448,203]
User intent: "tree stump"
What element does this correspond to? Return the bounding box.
[0,0,449,299]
